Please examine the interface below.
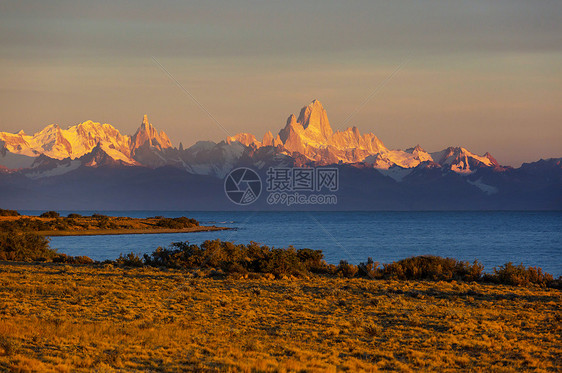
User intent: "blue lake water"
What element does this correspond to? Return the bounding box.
[24,211,562,277]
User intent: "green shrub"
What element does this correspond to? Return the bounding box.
[358,257,381,279]
[381,256,484,282]
[0,208,19,217]
[53,254,94,264]
[0,217,52,232]
[115,252,144,267]
[0,232,54,261]
[141,239,325,277]
[156,217,199,229]
[40,211,60,218]
[95,216,118,229]
[337,260,359,278]
[492,262,554,287]
[53,217,70,230]
[143,241,203,269]
[297,248,327,273]
[260,247,306,277]
[67,213,82,219]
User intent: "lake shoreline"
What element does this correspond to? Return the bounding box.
[38,226,231,236]
[0,211,231,237]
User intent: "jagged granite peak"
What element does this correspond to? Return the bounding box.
[296,99,333,140]
[239,100,388,164]
[131,115,173,153]
[262,131,274,147]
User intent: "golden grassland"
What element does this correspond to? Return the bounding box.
[0,262,560,372]
[0,215,228,236]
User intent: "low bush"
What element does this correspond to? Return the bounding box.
[260,247,307,277]
[115,252,144,267]
[40,211,60,218]
[141,239,324,277]
[0,232,55,261]
[0,208,19,217]
[136,243,559,287]
[53,254,94,264]
[297,248,327,273]
[0,231,93,263]
[67,213,82,219]
[156,217,199,229]
[381,256,484,282]
[92,215,118,229]
[358,257,381,279]
[337,260,359,278]
[492,262,554,287]
[0,217,50,232]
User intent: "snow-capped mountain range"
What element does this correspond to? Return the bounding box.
[227,100,499,172]
[0,100,560,210]
[0,100,502,177]
[0,114,171,167]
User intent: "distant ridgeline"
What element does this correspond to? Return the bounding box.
[1,101,560,210]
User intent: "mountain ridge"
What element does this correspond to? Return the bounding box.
[0,115,171,166]
[0,99,560,210]
[0,99,558,185]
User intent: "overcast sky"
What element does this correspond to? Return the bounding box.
[1,0,561,166]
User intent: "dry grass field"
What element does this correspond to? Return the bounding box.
[0,262,560,372]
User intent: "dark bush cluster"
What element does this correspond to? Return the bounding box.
[140,240,325,277]
[53,253,94,264]
[0,217,50,231]
[0,232,54,261]
[488,262,554,287]
[115,252,144,267]
[0,217,78,232]
[0,231,93,264]
[337,260,359,278]
[0,208,20,217]
[39,211,60,218]
[96,215,118,229]
[156,217,199,229]
[112,240,558,287]
[380,255,484,282]
[0,225,557,288]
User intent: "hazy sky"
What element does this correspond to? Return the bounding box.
[1,1,561,166]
